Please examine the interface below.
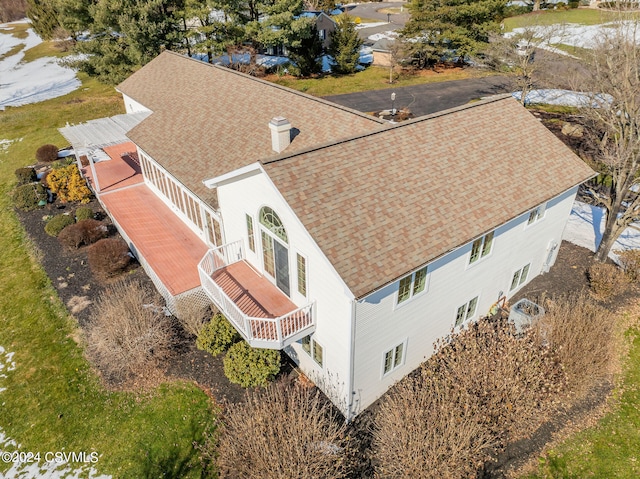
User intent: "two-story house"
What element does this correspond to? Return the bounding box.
[61,51,594,419]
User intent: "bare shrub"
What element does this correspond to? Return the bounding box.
[374,372,494,479]
[87,238,131,278]
[615,249,640,281]
[35,144,59,163]
[86,280,173,382]
[212,381,346,479]
[374,318,565,477]
[538,292,615,396]
[588,262,626,299]
[58,219,107,249]
[176,301,210,337]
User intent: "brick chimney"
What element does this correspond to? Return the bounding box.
[269,117,292,153]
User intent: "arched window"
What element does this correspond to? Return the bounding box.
[259,206,288,243]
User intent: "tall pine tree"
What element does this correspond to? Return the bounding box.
[329,14,361,74]
[286,19,323,76]
[75,0,185,83]
[26,0,61,39]
[403,0,507,66]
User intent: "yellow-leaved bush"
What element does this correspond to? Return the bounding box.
[47,165,91,203]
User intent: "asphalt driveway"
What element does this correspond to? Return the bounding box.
[323,75,512,117]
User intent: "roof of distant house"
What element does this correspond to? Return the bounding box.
[263,96,596,298]
[117,51,383,199]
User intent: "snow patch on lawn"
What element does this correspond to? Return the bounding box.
[0,138,22,154]
[508,21,640,52]
[511,89,612,107]
[563,200,640,263]
[0,346,111,479]
[0,24,81,110]
[356,21,386,30]
[367,30,398,42]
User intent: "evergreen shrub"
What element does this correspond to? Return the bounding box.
[58,219,107,249]
[87,238,131,278]
[196,313,240,356]
[223,341,281,387]
[35,144,59,163]
[15,167,37,185]
[13,183,47,211]
[45,213,75,237]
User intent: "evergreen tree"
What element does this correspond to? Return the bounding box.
[180,0,245,63]
[26,0,61,39]
[329,14,361,74]
[246,0,304,51]
[75,0,185,83]
[402,0,507,65]
[286,20,323,76]
[55,0,95,39]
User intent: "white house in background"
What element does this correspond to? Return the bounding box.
[85,51,595,419]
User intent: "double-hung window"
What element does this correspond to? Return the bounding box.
[246,214,255,252]
[297,253,307,296]
[455,296,478,327]
[510,264,531,291]
[397,266,428,304]
[383,342,405,376]
[469,231,494,264]
[527,203,546,225]
[301,335,323,368]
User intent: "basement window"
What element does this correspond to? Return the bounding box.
[455,296,478,327]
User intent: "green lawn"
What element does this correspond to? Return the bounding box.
[503,9,622,31]
[267,65,496,97]
[524,325,640,478]
[0,32,215,479]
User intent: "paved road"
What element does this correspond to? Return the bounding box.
[323,75,513,117]
[346,2,409,42]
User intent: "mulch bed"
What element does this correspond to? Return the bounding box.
[18,194,635,477]
[16,198,246,405]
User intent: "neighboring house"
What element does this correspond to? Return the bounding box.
[300,11,337,50]
[265,12,336,56]
[61,51,594,420]
[371,38,394,67]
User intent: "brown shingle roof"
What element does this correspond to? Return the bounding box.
[263,96,595,299]
[117,51,384,199]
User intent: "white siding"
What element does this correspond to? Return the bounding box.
[216,168,355,414]
[351,187,578,412]
[121,94,150,114]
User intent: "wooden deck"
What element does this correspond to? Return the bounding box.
[101,184,208,296]
[86,141,208,296]
[81,142,143,193]
[212,261,297,318]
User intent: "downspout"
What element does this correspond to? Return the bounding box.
[346,298,357,423]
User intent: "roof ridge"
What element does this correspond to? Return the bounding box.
[261,94,514,165]
[161,50,385,125]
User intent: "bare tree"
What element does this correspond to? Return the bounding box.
[487,23,565,105]
[571,15,640,261]
[387,38,405,84]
